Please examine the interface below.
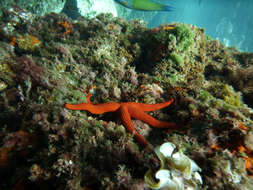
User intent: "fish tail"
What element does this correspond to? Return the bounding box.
[162,5,174,11]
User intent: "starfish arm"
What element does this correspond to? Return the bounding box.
[118,105,149,146]
[127,99,174,112]
[65,102,120,114]
[128,106,179,129]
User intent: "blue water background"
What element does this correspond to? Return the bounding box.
[121,0,253,52]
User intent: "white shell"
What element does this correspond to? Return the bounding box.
[193,172,203,184]
[155,170,181,190]
[159,142,176,157]
[145,142,202,190]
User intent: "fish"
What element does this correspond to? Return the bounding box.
[114,0,173,11]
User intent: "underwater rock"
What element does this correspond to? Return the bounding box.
[0,0,65,16]
[77,0,118,18]
[1,7,253,189]
[145,142,202,190]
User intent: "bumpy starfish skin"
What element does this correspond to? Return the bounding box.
[65,94,179,146]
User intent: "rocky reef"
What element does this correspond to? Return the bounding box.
[0,6,253,190]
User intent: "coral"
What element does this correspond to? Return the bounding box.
[115,165,132,188]
[57,21,73,35]
[15,34,41,52]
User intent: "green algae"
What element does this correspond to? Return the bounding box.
[210,83,243,107]
[222,85,243,107]
[170,52,183,65]
[173,24,194,51]
[198,89,213,102]
[0,80,7,91]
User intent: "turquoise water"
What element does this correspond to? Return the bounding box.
[120,0,253,52]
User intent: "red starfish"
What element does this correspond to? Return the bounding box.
[65,93,180,146]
